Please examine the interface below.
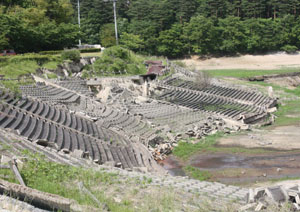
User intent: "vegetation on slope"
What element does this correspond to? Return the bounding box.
[90,46,146,76]
[0,151,200,211]
[0,54,62,92]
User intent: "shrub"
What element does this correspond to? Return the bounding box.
[39,50,63,55]
[0,54,60,65]
[195,70,212,89]
[47,73,57,79]
[61,50,80,62]
[93,46,146,76]
[281,45,298,54]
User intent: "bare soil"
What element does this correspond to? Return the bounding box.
[183,53,300,70]
[218,125,300,150]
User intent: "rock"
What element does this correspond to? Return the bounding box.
[239,203,256,211]
[254,187,265,200]
[293,203,300,210]
[1,155,11,165]
[103,161,116,167]
[113,197,122,203]
[62,148,70,154]
[71,149,84,158]
[132,167,148,173]
[254,202,265,211]
[248,188,255,203]
[15,158,24,170]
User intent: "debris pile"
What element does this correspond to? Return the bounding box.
[240,184,300,211]
[185,117,225,139]
[149,143,173,161]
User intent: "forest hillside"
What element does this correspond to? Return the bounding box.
[1,0,300,57]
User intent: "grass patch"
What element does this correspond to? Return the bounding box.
[1,79,35,94]
[172,133,224,160]
[0,168,18,183]
[205,68,300,78]
[14,151,132,211]
[173,132,282,160]
[42,61,60,70]
[247,81,300,127]
[46,73,58,79]
[272,100,300,126]
[0,151,175,211]
[80,52,102,57]
[0,60,38,79]
[183,165,211,181]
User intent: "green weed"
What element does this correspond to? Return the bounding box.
[183,165,212,181]
[172,133,224,160]
[205,68,300,78]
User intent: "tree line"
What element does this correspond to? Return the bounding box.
[0,0,79,53]
[1,0,300,57]
[71,0,300,57]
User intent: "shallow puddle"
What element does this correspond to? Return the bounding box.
[158,155,186,176]
[161,152,300,183]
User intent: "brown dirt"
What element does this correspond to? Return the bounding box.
[183,53,300,70]
[218,126,300,150]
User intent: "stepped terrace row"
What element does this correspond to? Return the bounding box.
[0,90,160,171]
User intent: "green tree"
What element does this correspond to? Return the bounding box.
[120,32,144,52]
[100,23,116,47]
[244,18,281,53]
[218,16,246,54]
[157,24,186,58]
[184,16,218,55]
[0,33,9,49]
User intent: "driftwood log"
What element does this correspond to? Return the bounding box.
[0,179,99,212]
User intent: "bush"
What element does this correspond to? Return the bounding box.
[61,50,80,62]
[0,54,61,65]
[281,45,298,54]
[39,50,63,55]
[195,71,212,89]
[93,46,146,76]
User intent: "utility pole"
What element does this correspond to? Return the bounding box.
[104,0,118,45]
[77,0,81,46]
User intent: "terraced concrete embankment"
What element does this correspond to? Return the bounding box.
[0,89,161,172]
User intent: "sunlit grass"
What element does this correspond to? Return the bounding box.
[204,68,300,78]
